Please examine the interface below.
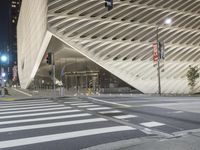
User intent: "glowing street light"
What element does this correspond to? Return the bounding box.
[1,72,6,78]
[164,18,172,25]
[0,55,8,63]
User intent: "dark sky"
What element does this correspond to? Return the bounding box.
[0,0,9,49]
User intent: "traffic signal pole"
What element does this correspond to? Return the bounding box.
[46,52,56,98]
[156,27,161,95]
[52,53,56,97]
[1,67,5,97]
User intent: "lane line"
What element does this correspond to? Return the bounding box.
[87,107,111,111]
[140,122,165,127]
[12,88,32,97]
[0,104,65,112]
[0,109,81,119]
[78,105,100,108]
[88,97,130,108]
[0,106,71,115]
[0,113,92,125]
[0,118,108,133]
[0,126,135,149]
[114,115,137,119]
[0,103,59,109]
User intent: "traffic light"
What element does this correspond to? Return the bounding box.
[105,0,113,11]
[46,52,52,65]
[158,42,165,60]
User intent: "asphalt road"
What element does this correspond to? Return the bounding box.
[0,95,200,150]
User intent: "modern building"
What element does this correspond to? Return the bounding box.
[17,0,200,94]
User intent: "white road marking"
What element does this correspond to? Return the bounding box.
[0,104,65,112]
[78,105,100,108]
[0,100,53,106]
[0,99,49,104]
[114,115,137,119]
[99,110,122,114]
[87,107,112,111]
[172,111,184,114]
[140,121,165,127]
[0,113,92,125]
[0,109,81,119]
[88,97,130,108]
[0,126,135,149]
[71,103,93,106]
[64,101,88,104]
[0,118,107,133]
[0,103,59,109]
[12,88,32,97]
[0,106,71,115]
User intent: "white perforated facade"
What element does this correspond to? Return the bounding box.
[17,0,200,94]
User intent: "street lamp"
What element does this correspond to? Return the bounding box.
[0,55,8,63]
[156,18,172,95]
[1,72,6,78]
[0,54,8,97]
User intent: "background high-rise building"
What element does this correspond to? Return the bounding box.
[8,0,21,79]
[10,0,21,62]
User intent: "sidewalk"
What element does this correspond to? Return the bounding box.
[120,132,200,150]
[0,87,32,100]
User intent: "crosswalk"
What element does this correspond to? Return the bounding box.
[0,97,184,149]
[0,98,148,150]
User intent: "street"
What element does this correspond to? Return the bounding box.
[0,95,200,150]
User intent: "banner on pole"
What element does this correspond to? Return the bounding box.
[152,42,158,63]
[12,65,17,81]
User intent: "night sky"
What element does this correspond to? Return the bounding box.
[0,0,9,49]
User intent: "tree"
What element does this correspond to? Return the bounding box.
[186,66,199,92]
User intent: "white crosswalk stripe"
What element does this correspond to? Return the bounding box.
[87,107,112,111]
[0,106,71,115]
[78,105,100,108]
[0,118,107,133]
[0,104,65,112]
[0,113,92,125]
[99,110,122,114]
[64,101,88,104]
[140,122,165,127]
[0,99,49,104]
[114,115,137,119]
[0,102,58,109]
[0,126,135,149]
[71,103,93,106]
[0,100,53,106]
[0,109,81,119]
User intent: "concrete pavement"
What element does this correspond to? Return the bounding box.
[120,132,200,150]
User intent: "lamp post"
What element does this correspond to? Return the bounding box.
[0,54,8,97]
[156,18,172,95]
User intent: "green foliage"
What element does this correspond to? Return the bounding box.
[186,66,199,91]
